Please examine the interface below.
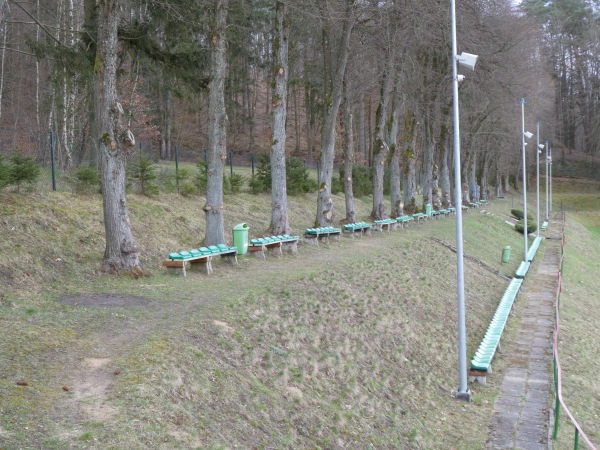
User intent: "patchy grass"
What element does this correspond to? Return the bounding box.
[0,187,572,448]
[553,212,600,447]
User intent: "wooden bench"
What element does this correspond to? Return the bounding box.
[469,277,523,384]
[304,227,341,246]
[373,218,397,232]
[395,215,414,228]
[248,235,299,259]
[447,207,456,216]
[162,244,238,276]
[343,222,372,238]
[412,213,428,223]
[431,209,450,219]
[527,235,543,262]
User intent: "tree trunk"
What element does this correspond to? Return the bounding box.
[388,92,402,218]
[342,84,356,224]
[402,112,418,213]
[316,2,354,227]
[440,124,451,208]
[422,123,435,207]
[270,0,290,235]
[204,0,228,245]
[95,0,140,273]
[358,94,366,162]
[371,50,396,220]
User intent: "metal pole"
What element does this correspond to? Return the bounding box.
[549,146,553,214]
[50,131,56,191]
[251,154,255,177]
[536,122,540,237]
[546,140,549,221]
[521,99,528,262]
[451,0,470,402]
[229,150,233,176]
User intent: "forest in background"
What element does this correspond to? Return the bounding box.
[2,0,600,271]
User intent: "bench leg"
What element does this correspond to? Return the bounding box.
[189,259,210,275]
[282,241,298,254]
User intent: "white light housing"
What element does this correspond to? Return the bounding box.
[538,144,545,149]
[457,74,465,82]
[457,52,478,71]
[524,131,533,139]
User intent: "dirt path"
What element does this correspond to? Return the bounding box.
[486,216,563,449]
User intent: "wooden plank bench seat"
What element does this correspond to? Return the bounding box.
[248,235,299,259]
[162,244,238,276]
[343,222,372,238]
[527,235,543,262]
[469,277,523,384]
[395,215,414,228]
[373,218,397,232]
[304,227,341,246]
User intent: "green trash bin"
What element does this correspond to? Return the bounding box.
[425,203,432,218]
[502,246,511,264]
[233,223,249,255]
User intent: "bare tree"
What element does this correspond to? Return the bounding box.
[315,0,355,227]
[204,0,228,246]
[95,0,141,273]
[270,0,290,235]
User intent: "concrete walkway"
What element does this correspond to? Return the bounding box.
[487,217,563,449]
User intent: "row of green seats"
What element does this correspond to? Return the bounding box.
[168,244,237,260]
[374,218,396,224]
[306,227,341,234]
[471,278,523,371]
[343,222,371,230]
[250,235,299,245]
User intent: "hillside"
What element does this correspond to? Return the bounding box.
[0,188,587,448]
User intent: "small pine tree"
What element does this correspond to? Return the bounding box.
[129,157,159,196]
[0,156,9,190]
[8,151,40,192]
[73,165,100,194]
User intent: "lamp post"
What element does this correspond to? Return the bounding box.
[451,0,477,402]
[549,145,553,214]
[545,141,549,221]
[536,123,544,237]
[521,99,533,262]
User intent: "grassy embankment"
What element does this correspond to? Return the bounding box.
[0,178,596,448]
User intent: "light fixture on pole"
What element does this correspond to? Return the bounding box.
[521,99,533,262]
[451,0,477,402]
[546,141,550,222]
[536,122,543,237]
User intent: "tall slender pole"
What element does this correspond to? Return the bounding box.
[521,99,528,262]
[545,140,549,221]
[451,0,470,402]
[536,122,540,237]
[549,145,553,214]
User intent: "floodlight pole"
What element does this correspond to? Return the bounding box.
[536,122,540,237]
[550,145,553,214]
[451,0,471,402]
[545,141,549,221]
[521,99,528,262]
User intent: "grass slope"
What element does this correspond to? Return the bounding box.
[0,191,547,448]
[554,211,600,447]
